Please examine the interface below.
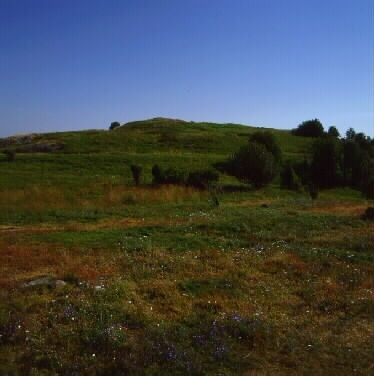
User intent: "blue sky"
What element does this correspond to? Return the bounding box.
[0,0,373,137]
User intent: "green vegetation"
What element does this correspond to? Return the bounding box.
[109,121,121,131]
[221,131,282,188]
[0,118,373,374]
[292,118,325,137]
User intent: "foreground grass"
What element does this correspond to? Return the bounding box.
[0,184,373,375]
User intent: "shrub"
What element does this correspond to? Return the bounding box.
[292,158,311,185]
[292,119,324,137]
[362,207,374,221]
[130,165,142,186]
[249,131,282,162]
[151,164,162,184]
[311,136,341,189]
[280,162,302,191]
[187,169,219,189]
[151,165,185,185]
[225,142,276,189]
[308,184,319,202]
[3,149,16,162]
[109,121,121,130]
[327,126,340,138]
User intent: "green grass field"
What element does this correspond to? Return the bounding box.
[0,118,372,375]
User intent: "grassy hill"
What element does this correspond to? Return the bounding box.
[0,117,314,190]
[0,118,373,374]
[2,117,314,156]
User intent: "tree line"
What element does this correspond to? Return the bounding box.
[127,119,372,199]
[223,120,373,199]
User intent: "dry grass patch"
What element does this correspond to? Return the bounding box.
[0,186,72,211]
[306,202,370,216]
[102,184,206,206]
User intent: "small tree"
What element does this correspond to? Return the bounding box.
[249,131,282,162]
[130,165,142,186]
[345,127,356,141]
[109,121,121,131]
[187,169,219,189]
[327,126,340,138]
[280,162,302,191]
[3,149,16,162]
[308,184,319,206]
[293,158,311,186]
[226,142,276,189]
[292,119,324,137]
[151,165,185,185]
[362,207,374,221]
[311,137,341,188]
[152,164,163,184]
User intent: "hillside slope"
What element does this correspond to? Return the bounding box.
[0,117,315,191]
[1,117,314,157]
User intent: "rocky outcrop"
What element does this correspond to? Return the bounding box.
[22,276,67,289]
[0,134,65,153]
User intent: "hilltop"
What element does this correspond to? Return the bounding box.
[0,117,314,157]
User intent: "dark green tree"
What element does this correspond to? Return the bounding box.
[186,169,219,189]
[280,162,302,191]
[327,126,340,138]
[292,119,324,137]
[357,150,374,199]
[354,132,371,151]
[226,142,276,189]
[151,165,185,185]
[311,137,341,189]
[345,127,356,141]
[341,130,373,193]
[109,121,121,130]
[249,131,282,162]
[308,184,319,205]
[152,164,163,184]
[342,140,360,186]
[3,149,16,162]
[293,157,311,186]
[130,165,142,186]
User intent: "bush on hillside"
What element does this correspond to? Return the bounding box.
[151,165,186,185]
[308,184,319,202]
[249,131,282,162]
[292,119,324,137]
[3,149,16,162]
[362,207,374,221]
[327,126,340,138]
[130,165,142,186]
[186,169,219,189]
[109,121,121,130]
[225,142,276,189]
[292,158,311,186]
[311,136,341,189]
[280,162,302,191]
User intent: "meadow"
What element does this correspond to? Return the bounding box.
[0,118,372,375]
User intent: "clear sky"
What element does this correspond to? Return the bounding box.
[0,0,373,138]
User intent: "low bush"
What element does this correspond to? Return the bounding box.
[280,162,302,191]
[130,164,142,186]
[186,169,219,189]
[362,207,374,221]
[3,149,16,162]
[152,165,186,185]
